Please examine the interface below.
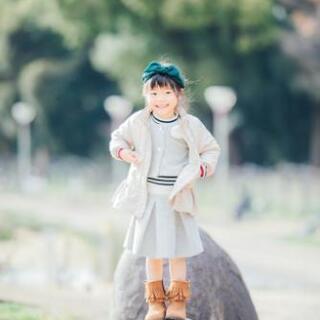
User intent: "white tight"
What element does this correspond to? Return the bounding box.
[145,257,186,281]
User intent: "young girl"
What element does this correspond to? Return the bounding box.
[109,61,220,320]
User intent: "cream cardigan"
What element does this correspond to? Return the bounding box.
[109,106,221,219]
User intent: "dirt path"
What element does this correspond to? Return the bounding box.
[200,217,320,320]
[0,191,319,319]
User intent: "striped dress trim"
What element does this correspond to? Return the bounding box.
[147,175,178,186]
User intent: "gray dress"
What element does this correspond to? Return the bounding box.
[122,112,204,259]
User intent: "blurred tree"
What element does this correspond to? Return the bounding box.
[0,21,71,155]
[8,23,70,75]
[0,0,315,165]
[18,53,117,155]
[58,0,311,165]
[0,1,118,157]
[0,0,74,154]
[58,0,280,103]
[279,0,320,166]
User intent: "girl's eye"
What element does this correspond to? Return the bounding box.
[151,92,157,96]
[166,91,172,94]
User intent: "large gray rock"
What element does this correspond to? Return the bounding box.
[111,228,259,320]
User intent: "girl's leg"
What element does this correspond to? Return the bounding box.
[144,258,166,319]
[166,257,189,319]
[145,258,164,280]
[169,257,186,280]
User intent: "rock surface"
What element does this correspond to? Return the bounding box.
[111,228,259,320]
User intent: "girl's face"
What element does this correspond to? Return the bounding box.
[145,85,180,119]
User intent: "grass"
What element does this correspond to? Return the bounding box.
[0,208,106,248]
[283,232,320,247]
[195,175,319,222]
[0,301,73,320]
[0,209,47,241]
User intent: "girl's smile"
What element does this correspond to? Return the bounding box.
[145,85,180,119]
[155,104,169,109]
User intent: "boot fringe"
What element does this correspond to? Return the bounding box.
[166,280,191,301]
[144,280,166,303]
[145,287,166,303]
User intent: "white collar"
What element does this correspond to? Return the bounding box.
[151,112,179,124]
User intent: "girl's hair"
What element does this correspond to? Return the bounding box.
[142,72,190,112]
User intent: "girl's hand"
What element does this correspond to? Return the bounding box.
[199,163,207,178]
[119,149,142,165]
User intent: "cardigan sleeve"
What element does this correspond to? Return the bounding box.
[109,116,134,161]
[194,118,221,177]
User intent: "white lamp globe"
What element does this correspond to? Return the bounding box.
[104,95,133,120]
[204,86,237,115]
[11,102,36,125]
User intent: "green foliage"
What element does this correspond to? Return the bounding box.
[18,55,117,155]
[0,0,314,164]
[7,22,70,75]
[231,46,312,164]
[0,17,118,156]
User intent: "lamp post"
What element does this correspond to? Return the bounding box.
[204,86,237,179]
[104,95,133,181]
[11,102,37,188]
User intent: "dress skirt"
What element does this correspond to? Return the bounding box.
[122,182,204,259]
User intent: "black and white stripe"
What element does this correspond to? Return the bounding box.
[151,112,179,124]
[147,175,177,186]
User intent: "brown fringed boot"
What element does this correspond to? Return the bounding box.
[144,279,166,320]
[165,279,191,320]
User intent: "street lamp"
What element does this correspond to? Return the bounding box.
[104,95,133,131]
[104,95,133,181]
[11,102,37,188]
[204,86,237,179]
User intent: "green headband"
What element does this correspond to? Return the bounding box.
[142,61,185,88]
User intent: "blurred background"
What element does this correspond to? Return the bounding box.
[0,0,319,319]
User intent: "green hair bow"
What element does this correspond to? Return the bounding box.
[142,61,185,88]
